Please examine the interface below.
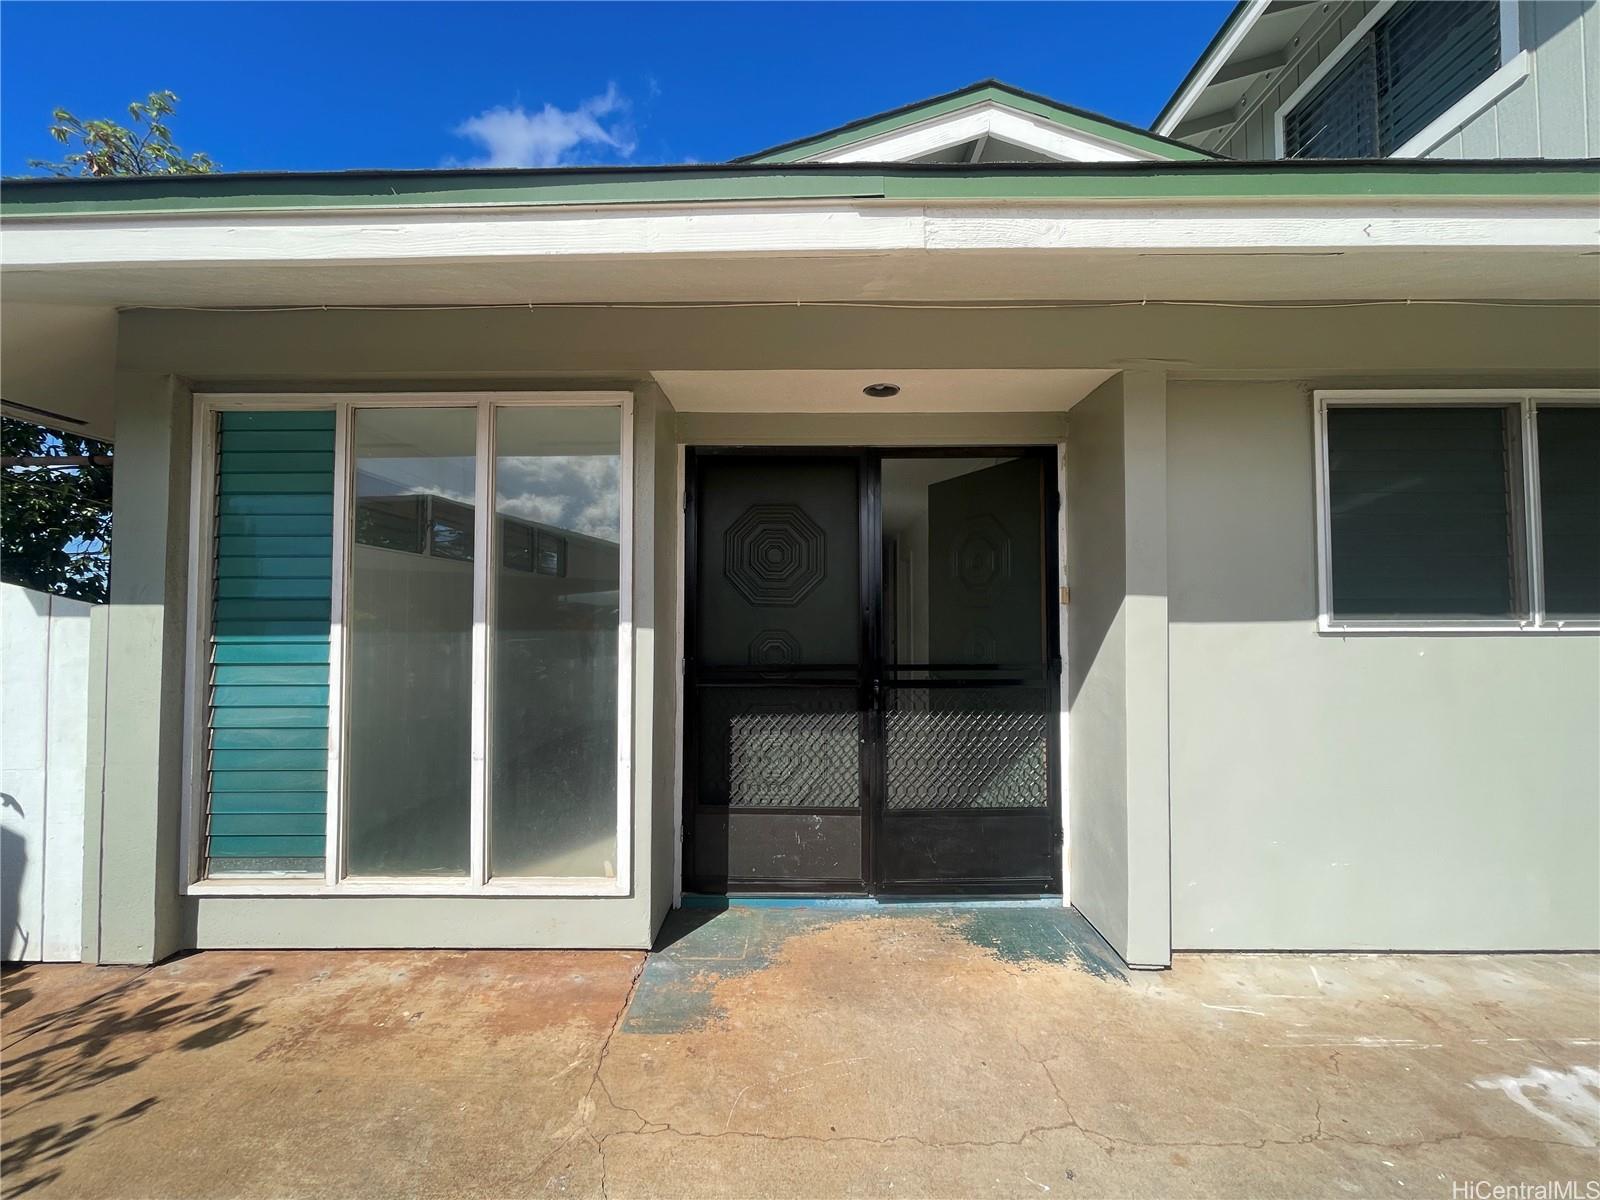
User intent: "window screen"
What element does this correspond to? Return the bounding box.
[1325,406,1522,619]
[1536,407,1600,618]
[1285,0,1500,158]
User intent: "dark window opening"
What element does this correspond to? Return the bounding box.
[1285,0,1501,158]
[1325,405,1524,620]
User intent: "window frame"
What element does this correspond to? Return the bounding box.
[181,391,635,897]
[1274,0,1522,160]
[1313,389,1600,635]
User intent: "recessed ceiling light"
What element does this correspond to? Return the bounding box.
[863,383,900,398]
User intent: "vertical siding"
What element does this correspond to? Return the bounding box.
[1523,0,1593,157]
[1458,105,1500,156]
[205,410,335,874]
[1216,2,1379,159]
[1208,0,1596,159]
[0,584,90,961]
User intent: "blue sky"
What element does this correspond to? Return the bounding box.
[1,2,1231,175]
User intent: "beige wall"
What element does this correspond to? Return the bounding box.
[1065,373,1172,967]
[88,302,1600,960]
[1166,380,1600,950]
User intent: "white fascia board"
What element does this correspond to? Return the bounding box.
[2,199,1595,272]
[1155,0,1273,136]
[804,101,1160,164]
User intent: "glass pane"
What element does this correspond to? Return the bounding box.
[880,457,1044,666]
[490,406,621,878]
[1327,406,1520,619]
[1537,406,1600,618]
[346,408,476,876]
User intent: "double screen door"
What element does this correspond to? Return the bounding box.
[685,448,1061,894]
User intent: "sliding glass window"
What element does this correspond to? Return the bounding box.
[194,395,630,893]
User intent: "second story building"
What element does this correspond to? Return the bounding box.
[1155,0,1600,160]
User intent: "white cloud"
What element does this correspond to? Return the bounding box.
[452,84,636,168]
[498,454,620,541]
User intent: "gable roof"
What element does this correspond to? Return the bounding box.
[736,79,1219,164]
[1152,0,1330,146]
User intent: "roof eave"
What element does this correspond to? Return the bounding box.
[1152,0,1264,136]
[4,159,1597,221]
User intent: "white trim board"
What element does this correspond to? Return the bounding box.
[184,389,636,899]
[6,200,1594,274]
[804,100,1162,164]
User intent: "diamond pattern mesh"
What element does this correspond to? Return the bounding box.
[698,687,860,808]
[885,687,1048,810]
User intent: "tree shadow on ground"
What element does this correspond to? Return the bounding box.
[1,965,271,1197]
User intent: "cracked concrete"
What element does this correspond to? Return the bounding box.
[3,906,1597,1199]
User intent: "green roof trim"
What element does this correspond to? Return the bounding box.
[2,160,1595,218]
[735,80,1218,163]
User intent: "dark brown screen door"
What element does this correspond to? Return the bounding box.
[686,454,868,891]
[686,449,1060,895]
[875,454,1059,892]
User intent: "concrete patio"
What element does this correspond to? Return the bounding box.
[3,902,1597,1199]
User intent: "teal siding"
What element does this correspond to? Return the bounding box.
[206,410,335,875]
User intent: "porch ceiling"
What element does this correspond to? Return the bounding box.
[655,369,1117,413]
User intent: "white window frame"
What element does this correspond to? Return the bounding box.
[1274,0,1523,159]
[1313,389,1600,635]
[180,390,635,897]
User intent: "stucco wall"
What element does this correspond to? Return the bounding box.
[1211,1,1599,161]
[1065,380,1130,954]
[1065,373,1172,968]
[92,304,1600,961]
[1166,380,1600,951]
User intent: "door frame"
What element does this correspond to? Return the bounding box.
[681,445,1063,897]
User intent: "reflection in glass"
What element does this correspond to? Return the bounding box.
[346,408,475,876]
[879,457,1044,666]
[490,406,621,878]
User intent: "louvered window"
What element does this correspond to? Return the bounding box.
[206,410,335,875]
[1325,405,1523,618]
[1537,407,1600,618]
[1285,0,1500,158]
[1318,395,1600,629]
